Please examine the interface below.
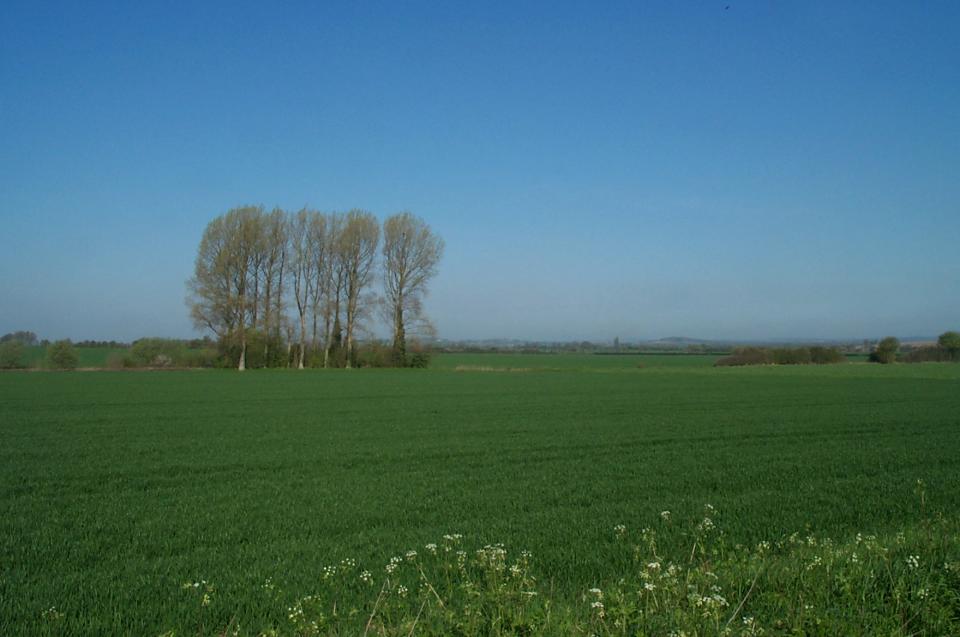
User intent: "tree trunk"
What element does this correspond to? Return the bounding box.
[345,299,354,370]
[323,308,333,369]
[263,275,272,363]
[393,298,405,366]
[275,258,285,344]
[238,336,247,371]
[298,311,307,370]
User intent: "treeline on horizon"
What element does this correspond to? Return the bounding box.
[714,332,960,367]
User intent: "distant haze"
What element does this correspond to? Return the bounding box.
[1,3,958,342]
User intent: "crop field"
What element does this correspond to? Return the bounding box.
[431,352,721,370]
[2,357,959,634]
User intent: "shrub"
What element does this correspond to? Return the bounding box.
[901,346,948,363]
[715,347,773,367]
[0,340,26,369]
[179,347,220,368]
[408,351,432,368]
[47,340,79,370]
[105,352,135,369]
[870,336,900,364]
[354,341,393,368]
[0,330,38,345]
[717,346,846,367]
[938,331,960,361]
[809,346,846,364]
[772,347,812,365]
[130,338,185,367]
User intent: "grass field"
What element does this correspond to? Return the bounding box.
[2,357,959,634]
[20,346,127,369]
[430,352,721,370]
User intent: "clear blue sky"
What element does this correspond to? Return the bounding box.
[1,1,958,342]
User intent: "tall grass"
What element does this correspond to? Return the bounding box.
[161,489,959,635]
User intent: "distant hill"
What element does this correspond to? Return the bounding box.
[649,336,710,345]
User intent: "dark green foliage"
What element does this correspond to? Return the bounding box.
[901,345,949,363]
[771,347,812,365]
[871,336,900,364]
[901,333,960,363]
[353,340,393,368]
[0,340,26,369]
[408,351,432,368]
[715,347,774,366]
[121,338,220,368]
[718,346,848,367]
[809,345,846,364]
[73,339,128,348]
[129,338,183,367]
[0,330,38,345]
[45,339,79,369]
[938,330,960,361]
[2,361,959,634]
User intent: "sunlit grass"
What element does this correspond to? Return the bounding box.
[2,360,959,634]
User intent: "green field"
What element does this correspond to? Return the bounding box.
[430,352,721,370]
[20,346,127,369]
[2,358,959,634]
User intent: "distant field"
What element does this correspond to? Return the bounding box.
[2,362,958,633]
[20,345,127,368]
[431,351,721,370]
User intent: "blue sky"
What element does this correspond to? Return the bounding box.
[1,1,958,342]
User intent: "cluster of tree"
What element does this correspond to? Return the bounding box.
[0,337,82,370]
[873,332,960,364]
[73,339,129,348]
[0,331,39,346]
[47,340,79,369]
[188,206,443,370]
[715,346,847,367]
[105,338,220,369]
[0,340,27,369]
[0,331,41,369]
[868,337,900,364]
[902,332,960,363]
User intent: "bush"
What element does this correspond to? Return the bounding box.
[129,338,185,367]
[47,340,79,370]
[938,331,960,361]
[717,346,846,367]
[901,346,948,363]
[354,341,393,368]
[870,336,900,364]
[771,347,812,365]
[715,347,774,367]
[0,340,26,369]
[0,330,38,346]
[809,346,846,364]
[105,352,135,369]
[408,351,432,368]
[127,337,224,368]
